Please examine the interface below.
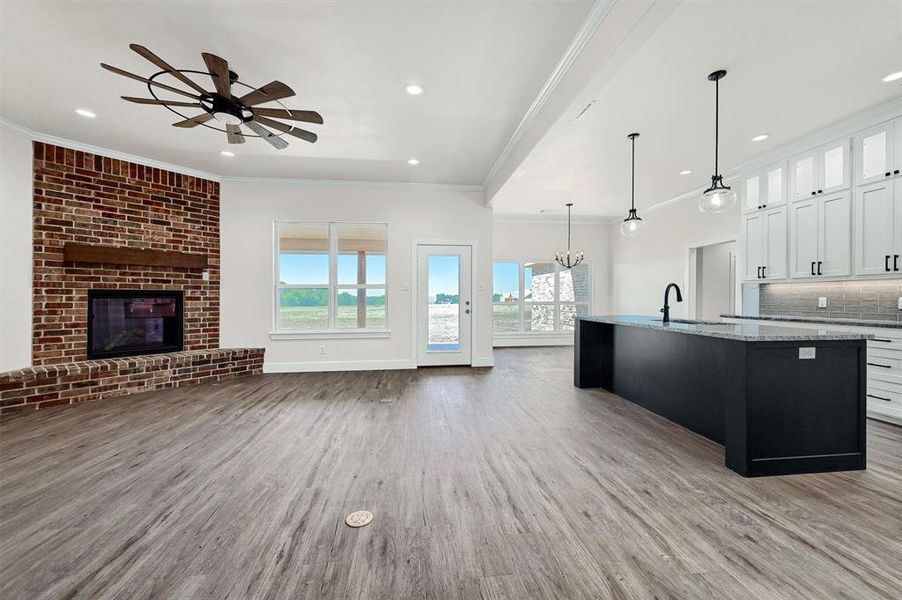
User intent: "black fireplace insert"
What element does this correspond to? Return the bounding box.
[87,289,184,359]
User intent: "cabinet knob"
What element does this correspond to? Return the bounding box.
[817,189,823,194]
[886,172,892,177]
[811,191,817,196]
[895,169,900,175]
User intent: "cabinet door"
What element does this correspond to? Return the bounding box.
[789,153,817,201]
[854,180,896,275]
[854,122,894,186]
[819,138,849,193]
[743,213,764,280]
[763,207,787,280]
[895,179,902,271]
[765,164,785,208]
[790,198,819,278]
[895,117,902,180]
[818,192,851,277]
[743,174,761,212]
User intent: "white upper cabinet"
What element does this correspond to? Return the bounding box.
[854,179,902,276]
[743,213,765,280]
[788,192,851,279]
[789,138,851,201]
[854,120,898,186]
[742,162,785,213]
[818,192,851,277]
[764,207,788,280]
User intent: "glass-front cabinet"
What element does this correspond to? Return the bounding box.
[854,118,901,186]
[742,162,785,212]
[788,138,850,202]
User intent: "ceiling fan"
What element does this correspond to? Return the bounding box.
[101,44,323,150]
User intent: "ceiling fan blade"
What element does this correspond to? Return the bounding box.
[254,116,317,143]
[121,96,201,108]
[129,44,209,95]
[101,63,199,100]
[244,121,289,150]
[238,81,295,107]
[201,52,232,98]
[251,107,323,124]
[172,113,214,128]
[226,124,245,144]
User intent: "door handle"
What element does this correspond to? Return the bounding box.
[895,255,899,271]
[761,266,766,278]
[817,261,822,276]
[757,266,761,279]
[867,393,892,402]
[810,261,815,276]
[867,362,892,369]
[886,255,891,272]
[465,300,470,306]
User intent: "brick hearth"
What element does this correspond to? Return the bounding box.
[0,349,264,417]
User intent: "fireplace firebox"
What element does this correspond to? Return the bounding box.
[87,290,184,359]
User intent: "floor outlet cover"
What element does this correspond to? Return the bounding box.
[345,511,374,528]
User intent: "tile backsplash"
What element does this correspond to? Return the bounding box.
[758,279,902,323]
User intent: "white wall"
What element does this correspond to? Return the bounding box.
[493,219,613,314]
[0,126,33,371]
[609,196,739,319]
[220,180,493,372]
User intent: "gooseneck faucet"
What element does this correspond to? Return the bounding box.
[661,283,683,323]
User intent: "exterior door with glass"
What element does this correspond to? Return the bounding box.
[417,245,472,366]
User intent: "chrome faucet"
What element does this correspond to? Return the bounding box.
[661,283,683,323]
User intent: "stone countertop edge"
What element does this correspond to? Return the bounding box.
[721,313,902,330]
[577,315,873,342]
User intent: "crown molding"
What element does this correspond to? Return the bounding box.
[480,0,615,192]
[732,97,902,174]
[0,116,222,181]
[1,116,485,194]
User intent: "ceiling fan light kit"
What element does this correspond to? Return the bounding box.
[698,69,737,213]
[101,44,323,150]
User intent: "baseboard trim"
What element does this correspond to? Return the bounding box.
[472,355,495,367]
[264,359,415,373]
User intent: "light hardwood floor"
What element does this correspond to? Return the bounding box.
[1,347,901,599]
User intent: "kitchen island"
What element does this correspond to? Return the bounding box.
[574,315,870,477]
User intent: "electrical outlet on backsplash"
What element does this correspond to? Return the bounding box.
[757,280,902,323]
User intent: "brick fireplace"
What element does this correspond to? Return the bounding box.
[0,143,262,417]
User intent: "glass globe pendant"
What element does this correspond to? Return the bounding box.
[698,70,737,214]
[620,132,646,236]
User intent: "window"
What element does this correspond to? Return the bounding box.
[492,261,590,333]
[275,222,387,332]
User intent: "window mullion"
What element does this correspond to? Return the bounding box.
[329,223,337,330]
[519,262,524,333]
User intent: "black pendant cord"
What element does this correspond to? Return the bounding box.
[567,203,572,251]
[631,135,636,211]
[714,75,719,176]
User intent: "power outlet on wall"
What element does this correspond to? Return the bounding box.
[818,297,827,309]
[898,297,902,310]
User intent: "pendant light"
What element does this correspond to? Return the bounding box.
[554,203,584,269]
[620,132,645,236]
[698,69,737,213]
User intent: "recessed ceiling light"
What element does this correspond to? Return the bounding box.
[219,150,235,157]
[405,83,424,96]
[74,108,96,118]
[751,134,770,142]
[883,71,902,83]
[407,158,419,165]
[679,169,693,175]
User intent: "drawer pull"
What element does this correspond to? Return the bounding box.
[867,393,893,402]
[867,362,892,369]
[872,338,894,343]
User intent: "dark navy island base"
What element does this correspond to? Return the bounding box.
[574,316,869,477]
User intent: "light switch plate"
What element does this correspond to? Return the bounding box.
[898,296,902,310]
[817,297,827,308]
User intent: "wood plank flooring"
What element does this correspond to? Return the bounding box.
[1,347,901,599]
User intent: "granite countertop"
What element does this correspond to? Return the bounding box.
[577,315,873,342]
[721,314,902,330]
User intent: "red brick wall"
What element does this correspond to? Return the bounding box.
[32,142,220,365]
[0,349,264,417]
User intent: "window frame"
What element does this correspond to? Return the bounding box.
[272,221,389,337]
[492,260,591,335]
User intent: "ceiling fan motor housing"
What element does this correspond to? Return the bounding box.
[206,94,247,125]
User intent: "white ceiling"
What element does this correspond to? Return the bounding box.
[0,0,593,184]
[490,0,902,218]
